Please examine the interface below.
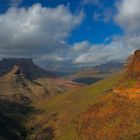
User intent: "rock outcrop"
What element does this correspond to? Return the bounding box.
[126,49,140,79]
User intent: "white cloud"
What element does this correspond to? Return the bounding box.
[1,0,140,68]
[72,40,127,65]
[44,0,140,67]
[0,3,83,58]
[72,33,140,65]
[72,0,140,66]
[72,41,90,52]
[115,0,140,33]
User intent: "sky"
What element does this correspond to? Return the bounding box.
[0,0,140,69]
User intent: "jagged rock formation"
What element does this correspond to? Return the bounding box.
[126,49,140,80]
[0,58,83,103]
[0,65,49,103]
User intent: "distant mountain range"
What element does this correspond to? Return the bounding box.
[45,62,124,75]
[69,62,124,85]
[75,62,124,76]
[94,62,124,73]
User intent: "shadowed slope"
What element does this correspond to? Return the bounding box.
[0,99,36,140]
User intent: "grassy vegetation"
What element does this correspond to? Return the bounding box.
[121,79,137,88]
[26,73,122,139]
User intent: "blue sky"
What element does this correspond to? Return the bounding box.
[0,0,123,44]
[0,0,140,68]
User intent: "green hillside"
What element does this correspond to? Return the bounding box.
[26,73,121,140]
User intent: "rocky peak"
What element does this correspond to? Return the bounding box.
[127,49,140,79]
[0,58,55,79]
[8,65,23,75]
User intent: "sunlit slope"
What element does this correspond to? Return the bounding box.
[77,50,140,140]
[78,89,140,140]
[26,73,121,140]
[0,65,48,103]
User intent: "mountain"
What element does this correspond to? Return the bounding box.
[126,49,140,80]
[1,50,140,140]
[24,50,140,140]
[69,62,123,85]
[0,58,83,140]
[0,58,54,80]
[46,62,124,75]
[94,62,124,73]
[71,62,124,78]
[0,58,83,103]
[26,73,121,140]
[77,50,140,140]
[0,65,49,103]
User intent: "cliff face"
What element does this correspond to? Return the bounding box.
[126,50,140,79]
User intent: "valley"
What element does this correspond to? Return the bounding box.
[0,50,140,140]
[0,0,140,139]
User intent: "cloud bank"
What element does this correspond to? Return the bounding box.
[0,0,140,68]
[0,3,83,59]
[66,0,140,66]
[115,0,140,33]
[71,0,140,65]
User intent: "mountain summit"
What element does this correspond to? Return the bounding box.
[0,58,54,80]
[0,58,82,103]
